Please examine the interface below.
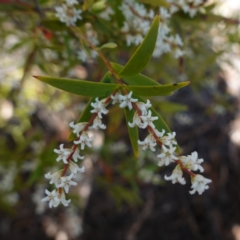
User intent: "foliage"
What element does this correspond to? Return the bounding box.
[0,0,239,217]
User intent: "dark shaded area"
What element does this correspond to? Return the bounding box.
[0,78,239,240]
[82,78,240,240]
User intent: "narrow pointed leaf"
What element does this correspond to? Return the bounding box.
[118,15,160,77]
[34,76,120,97]
[111,62,159,86]
[125,108,139,158]
[138,0,169,7]
[100,42,118,49]
[125,82,190,97]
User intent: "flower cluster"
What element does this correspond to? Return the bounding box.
[119,91,211,195]
[119,0,207,59]
[55,0,82,26]
[77,24,99,62]
[42,97,109,208]
[54,0,206,60]
[42,90,211,209]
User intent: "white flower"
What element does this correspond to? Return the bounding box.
[90,50,98,58]
[98,6,114,20]
[160,132,177,146]
[128,112,144,128]
[164,164,186,185]
[119,91,138,110]
[77,50,88,62]
[41,189,60,208]
[45,171,63,187]
[138,134,156,152]
[74,131,93,150]
[180,151,204,172]
[69,161,85,176]
[154,128,165,138]
[58,173,77,193]
[136,100,151,116]
[159,7,171,20]
[89,116,106,130]
[65,0,78,6]
[174,34,183,46]
[111,91,122,105]
[174,49,184,59]
[140,110,158,129]
[55,4,82,26]
[189,174,212,195]
[90,98,108,119]
[157,145,178,166]
[58,191,71,207]
[69,121,87,137]
[54,144,72,164]
[72,148,84,162]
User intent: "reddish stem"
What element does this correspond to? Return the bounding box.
[58,90,119,194]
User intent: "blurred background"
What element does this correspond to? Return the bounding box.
[1,0,240,239]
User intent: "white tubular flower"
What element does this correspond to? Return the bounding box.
[58,173,77,193]
[154,128,165,138]
[58,191,71,207]
[90,98,108,119]
[128,112,144,128]
[180,151,204,172]
[65,0,78,6]
[55,5,82,26]
[167,132,177,145]
[45,171,63,187]
[140,110,158,129]
[74,131,93,150]
[160,132,177,146]
[98,6,114,20]
[136,100,151,116]
[111,91,122,105]
[72,148,84,162]
[159,7,171,20]
[41,189,60,208]
[189,174,212,195]
[69,121,87,137]
[54,144,72,164]
[164,164,186,185]
[89,116,106,130]
[138,134,156,152]
[77,50,88,62]
[69,161,85,176]
[157,145,178,166]
[174,49,184,59]
[90,50,98,59]
[119,91,138,110]
[174,34,183,47]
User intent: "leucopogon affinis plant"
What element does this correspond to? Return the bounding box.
[35,14,211,208]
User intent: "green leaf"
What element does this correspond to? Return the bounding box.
[34,76,120,97]
[99,42,118,49]
[118,15,160,77]
[111,62,159,86]
[125,81,190,97]
[154,101,188,113]
[91,1,106,11]
[82,0,95,11]
[124,108,139,158]
[138,0,169,7]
